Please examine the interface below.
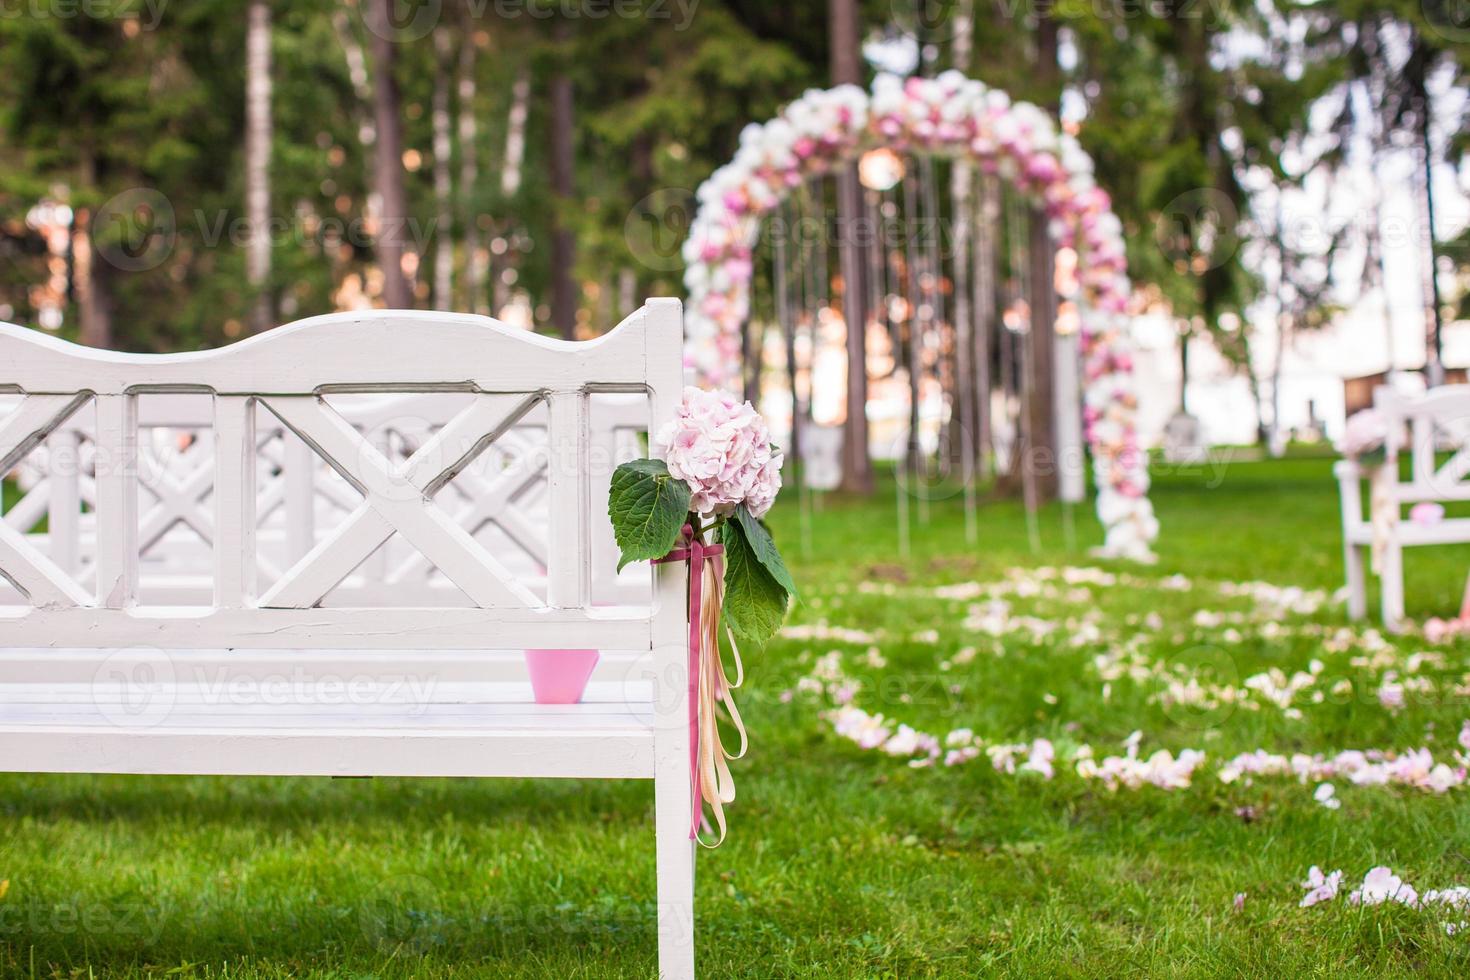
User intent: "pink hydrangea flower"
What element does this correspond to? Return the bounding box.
[1338,408,1389,459]
[656,386,783,517]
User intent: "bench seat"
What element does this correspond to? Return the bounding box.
[0,678,656,779]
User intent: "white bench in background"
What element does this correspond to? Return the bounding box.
[0,301,697,979]
[1336,384,1470,630]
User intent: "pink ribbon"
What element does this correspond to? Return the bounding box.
[654,524,723,839]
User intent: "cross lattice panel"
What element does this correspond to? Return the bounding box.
[255,389,577,612]
[0,393,97,608]
[1410,411,1470,502]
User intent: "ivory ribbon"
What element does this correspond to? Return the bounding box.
[655,524,748,846]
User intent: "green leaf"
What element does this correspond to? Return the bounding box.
[720,520,790,647]
[734,505,797,601]
[608,459,691,570]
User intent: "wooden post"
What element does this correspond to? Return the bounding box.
[545,389,589,609]
[213,395,258,607]
[94,394,138,608]
[645,299,695,980]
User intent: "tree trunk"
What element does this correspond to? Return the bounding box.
[73,210,113,349]
[948,0,975,470]
[458,26,483,315]
[743,320,762,405]
[1269,314,1287,456]
[245,0,273,333]
[1416,77,1444,385]
[548,23,577,340]
[973,177,997,475]
[1179,326,1190,412]
[501,68,530,198]
[1026,210,1058,500]
[369,0,411,309]
[491,67,531,317]
[830,0,872,493]
[432,27,454,311]
[74,143,113,349]
[330,6,377,282]
[1023,10,1060,501]
[1366,154,1394,372]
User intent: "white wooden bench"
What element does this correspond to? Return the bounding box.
[0,300,697,979]
[1336,384,1470,630]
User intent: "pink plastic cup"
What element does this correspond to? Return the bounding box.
[523,649,601,704]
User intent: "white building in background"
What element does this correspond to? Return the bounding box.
[1124,285,1467,447]
[1131,309,1470,450]
[1134,128,1469,449]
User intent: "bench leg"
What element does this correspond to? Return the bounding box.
[1343,540,1366,620]
[654,775,696,979]
[1380,542,1405,632]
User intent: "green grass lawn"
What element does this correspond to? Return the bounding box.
[4,452,1470,978]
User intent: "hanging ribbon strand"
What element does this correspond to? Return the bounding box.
[654,524,748,847]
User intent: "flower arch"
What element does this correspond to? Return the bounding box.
[680,71,1158,560]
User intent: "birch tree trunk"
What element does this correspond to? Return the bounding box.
[548,23,577,340]
[245,0,273,333]
[458,26,483,315]
[501,68,529,199]
[494,68,531,317]
[432,26,454,311]
[369,0,411,309]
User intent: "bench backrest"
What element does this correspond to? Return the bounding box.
[1374,385,1470,504]
[0,301,686,654]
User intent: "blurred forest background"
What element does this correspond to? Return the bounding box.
[0,0,1465,367]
